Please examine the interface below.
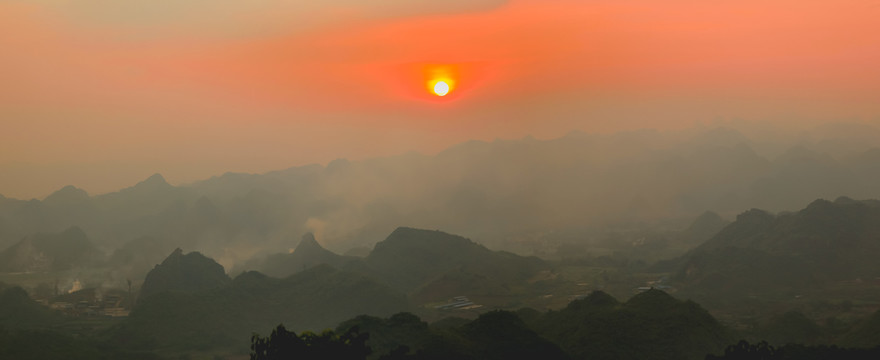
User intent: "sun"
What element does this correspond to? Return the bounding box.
[423,64,458,98]
[433,81,450,96]
[427,78,455,97]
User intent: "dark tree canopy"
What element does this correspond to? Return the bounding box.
[250,324,370,360]
[705,340,880,360]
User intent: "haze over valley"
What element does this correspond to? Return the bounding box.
[3,122,880,358]
[4,0,880,358]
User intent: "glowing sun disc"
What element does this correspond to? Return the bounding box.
[433,81,450,96]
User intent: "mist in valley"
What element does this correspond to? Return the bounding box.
[4,0,880,358]
[3,121,880,358]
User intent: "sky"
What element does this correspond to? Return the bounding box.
[2,0,879,199]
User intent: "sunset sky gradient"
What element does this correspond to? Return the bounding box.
[2,0,879,199]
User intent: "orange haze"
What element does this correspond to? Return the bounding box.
[1,0,879,199]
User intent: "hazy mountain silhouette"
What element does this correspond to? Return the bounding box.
[677,197,880,296]
[534,289,731,360]
[137,248,231,302]
[3,124,880,269]
[334,290,730,360]
[43,185,90,207]
[682,211,729,246]
[244,233,360,278]
[0,226,101,272]
[119,263,409,352]
[364,227,546,295]
[0,284,59,329]
[107,235,184,282]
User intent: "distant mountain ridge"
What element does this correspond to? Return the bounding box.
[0,227,101,273]
[3,124,880,265]
[119,249,409,352]
[240,227,548,301]
[676,197,880,295]
[244,233,360,278]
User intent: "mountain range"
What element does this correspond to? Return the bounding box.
[3,124,880,269]
[675,197,880,297]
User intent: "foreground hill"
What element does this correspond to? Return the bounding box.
[237,227,548,304]
[676,197,880,296]
[364,227,547,296]
[0,284,59,329]
[842,308,880,348]
[331,290,729,360]
[532,289,731,360]
[115,251,409,352]
[138,248,231,302]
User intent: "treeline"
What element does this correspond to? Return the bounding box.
[251,311,566,360]
[248,290,880,360]
[250,319,880,360]
[706,340,880,360]
[250,289,727,360]
[0,328,160,360]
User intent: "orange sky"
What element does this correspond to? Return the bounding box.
[2,0,879,199]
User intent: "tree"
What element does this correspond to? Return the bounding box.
[250,324,370,360]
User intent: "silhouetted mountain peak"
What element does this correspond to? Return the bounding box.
[735,208,774,224]
[370,227,490,262]
[168,247,184,258]
[696,208,773,248]
[43,185,89,204]
[803,198,834,212]
[378,227,482,251]
[139,248,231,302]
[367,227,545,294]
[325,158,352,174]
[583,290,619,306]
[246,232,355,278]
[834,196,857,204]
[0,226,97,273]
[626,288,679,310]
[565,290,619,313]
[129,173,172,192]
[295,233,323,253]
[678,197,880,297]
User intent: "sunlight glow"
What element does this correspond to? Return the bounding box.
[433,81,450,96]
[423,64,459,98]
